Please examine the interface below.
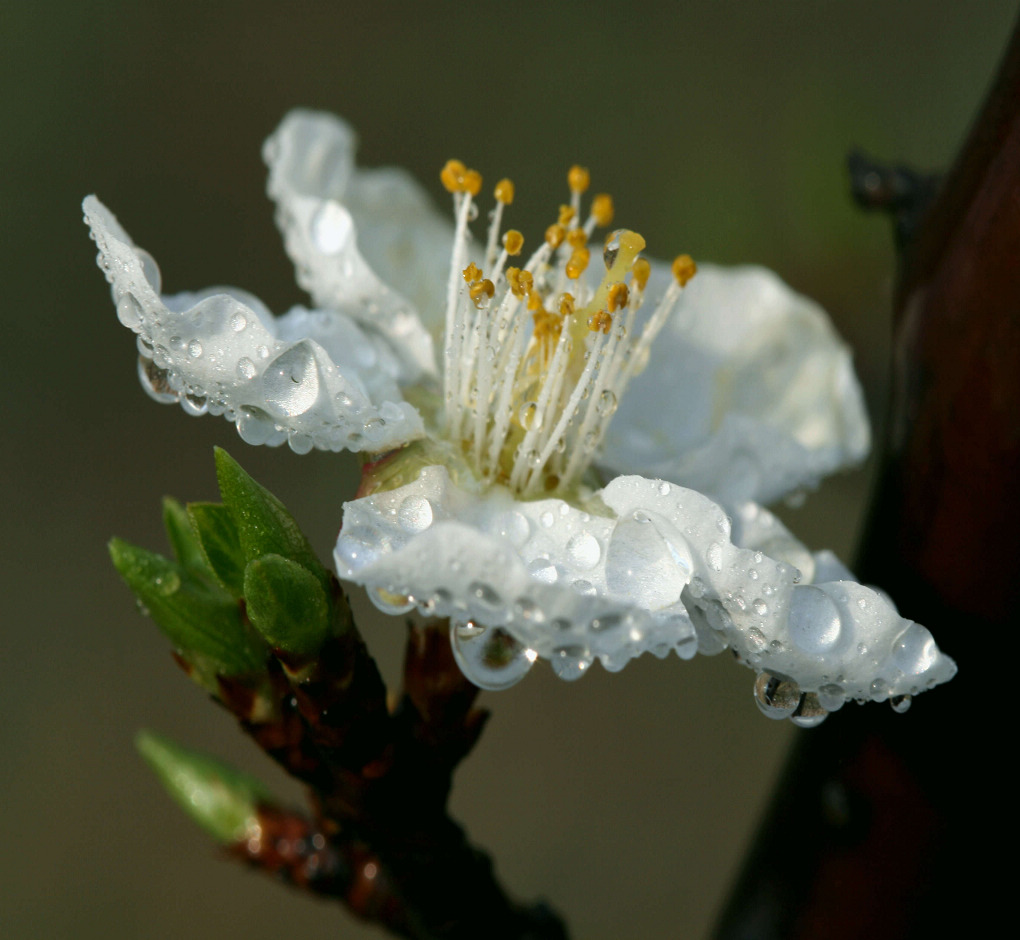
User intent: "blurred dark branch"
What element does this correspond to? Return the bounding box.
[715,14,1020,940]
[219,615,567,940]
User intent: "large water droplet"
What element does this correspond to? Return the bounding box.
[788,586,842,654]
[605,516,686,608]
[890,694,912,714]
[891,623,939,675]
[551,645,593,681]
[153,570,181,596]
[237,357,257,380]
[134,247,162,292]
[310,200,353,254]
[816,683,846,712]
[754,672,801,719]
[596,389,618,417]
[790,692,828,728]
[566,532,601,569]
[367,586,415,615]
[137,356,179,404]
[230,311,248,332]
[495,511,530,548]
[236,406,277,445]
[518,401,542,431]
[451,622,536,691]
[398,495,433,533]
[527,557,558,583]
[187,340,203,358]
[263,342,321,417]
[116,293,143,328]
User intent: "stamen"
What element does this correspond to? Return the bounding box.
[631,257,651,291]
[463,262,482,283]
[587,310,613,334]
[587,193,614,234]
[568,165,591,194]
[566,247,590,280]
[558,205,576,227]
[607,282,629,312]
[503,229,524,256]
[545,224,566,249]
[672,254,697,286]
[470,279,495,307]
[494,178,515,205]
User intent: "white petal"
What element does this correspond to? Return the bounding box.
[601,263,870,505]
[264,110,443,379]
[335,466,955,702]
[84,195,423,454]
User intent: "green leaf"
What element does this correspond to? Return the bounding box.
[109,538,267,677]
[162,497,212,576]
[187,501,245,597]
[136,730,273,843]
[244,554,332,655]
[213,448,328,589]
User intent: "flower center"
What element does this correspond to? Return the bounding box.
[439,160,696,498]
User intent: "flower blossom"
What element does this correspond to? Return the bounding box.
[84,109,956,721]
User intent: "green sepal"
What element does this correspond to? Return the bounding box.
[187,501,245,597]
[136,730,273,844]
[213,448,329,590]
[162,497,213,577]
[109,538,267,679]
[244,554,333,656]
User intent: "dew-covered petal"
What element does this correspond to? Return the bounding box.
[336,467,954,703]
[264,110,443,380]
[601,263,870,505]
[84,195,423,454]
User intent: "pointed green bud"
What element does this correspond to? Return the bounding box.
[244,554,331,655]
[187,502,245,597]
[213,448,329,589]
[109,538,267,678]
[136,730,273,843]
[162,497,213,576]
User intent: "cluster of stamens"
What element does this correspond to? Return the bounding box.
[440,159,696,497]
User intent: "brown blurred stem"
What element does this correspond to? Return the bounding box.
[714,15,1020,940]
[215,609,567,940]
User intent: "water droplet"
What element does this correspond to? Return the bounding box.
[237,357,257,380]
[181,392,208,416]
[788,586,842,654]
[137,356,179,404]
[116,293,142,328]
[551,645,593,680]
[753,672,801,719]
[153,570,181,595]
[237,405,277,446]
[398,495,433,533]
[657,481,670,496]
[790,692,828,728]
[817,683,846,712]
[746,627,767,652]
[605,515,688,608]
[256,344,270,359]
[566,532,601,569]
[450,622,535,691]
[518,401,543,431]
[187,340,203,358]
[891,623,939,675]
[539,510,555,528]
[134,247,162,292]
[310,200,353,254]
[752,598,768,616]
[596,389,618,417]
[869,677,890,700]
[230,311,248,332]
[890,694,912,714]
[707,542,723,572]
[527,557,558,583]
[496,510,531,548]
[571,579,596,596]
[263,342,321,416]
[367,586,415,615]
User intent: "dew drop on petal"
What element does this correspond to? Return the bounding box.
[236,405,277,445]
[518,402,543,431]
[230,311,248,332]
[551,645,593,681]
[566,532,601,569]
[367,586,416,615]
[496,511,531,548]
[398,495,433,533]
[707,542,723,572]
[187,340,203,358]
[468,581,502,610]
[263,342,321,417]
[753,672,801,719]
[116,293,142,328]
[539,510,555,529]
[237,357,257,380]
[571,579,596,596]
[790,692,828,728]
[450,621,536,691]
[788,586,842,654]
[890,694,913,714]
[891,623,939,675]
[817,683,846,712]
[596,389,618,417]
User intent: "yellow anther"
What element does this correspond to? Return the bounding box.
[462,262,483,283]
[591,193,614,227]
[440,159,467,193]
[568,165,591,194]
[566,228,588,249]
[470,278,495,307]
[587,310,613,334]
[631,257,651,290]
[503,229,524,256]
[607,282,630,312]
[533,308,564,344]
[545,223,566,249]
[494,178,515,205]
[507,267,533,298]
[558,205,576,227]
[463,169,483,197]
[565,247,590,280]
[559,293,576,317]
[672,254,697,287]
[527,287,545,312]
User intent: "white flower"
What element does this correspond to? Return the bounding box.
[85,109,955,719]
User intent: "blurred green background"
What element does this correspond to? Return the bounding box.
[2,2,1012,937]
